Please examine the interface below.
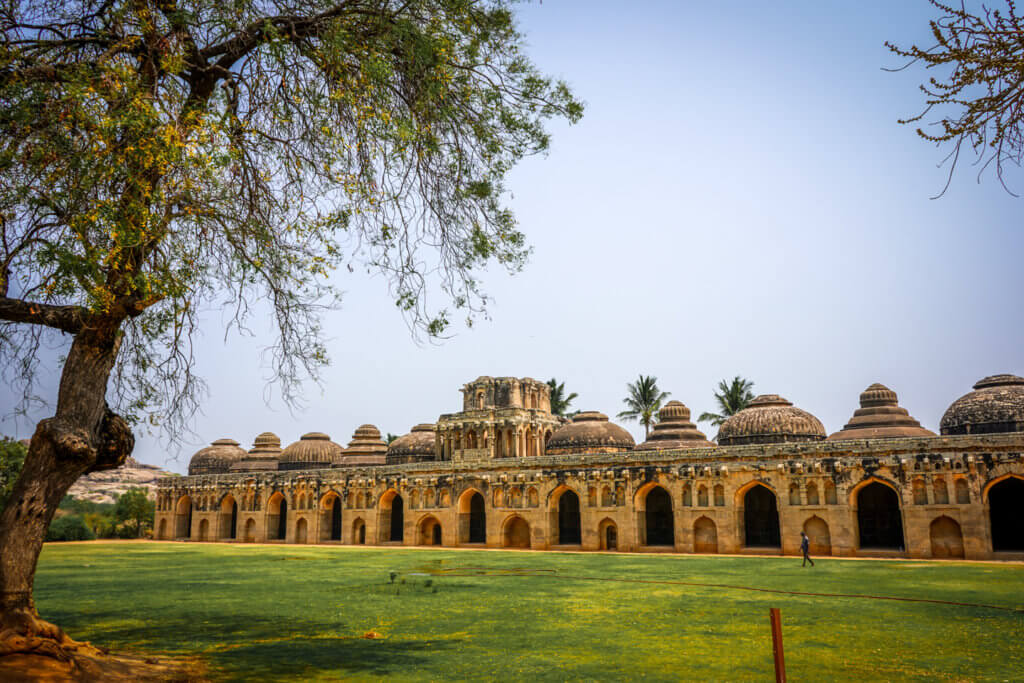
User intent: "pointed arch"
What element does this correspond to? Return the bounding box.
[319,490,343,542]
[853,479,904,550]
[267,491,288,541]
[549,485,581,545]
[985,474,1024,551]
[693,516,718,554]
[739,482,780,548]
[803,515,831,555]
[458,488,487,543]
[197,518,209,541]
[219,494,238,540]
[174,495,192,539]
[417,515,443,546]
[930,515,965,558]
[598,517,618,550]
[379,489,404,543]
[636,483,674,547]
[352,517,367,545]
[502,515,531,548]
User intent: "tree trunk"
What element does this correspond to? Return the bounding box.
[0,324,133,660]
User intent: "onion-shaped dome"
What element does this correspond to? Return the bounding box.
[333,424,389,467]
[545,411,635,455]
[230,432,283,472]
[278,432,342,471]
[940,374,1024,436]
[718,394,826,446]
[188,438,247,475]
[636,401,715,450]
[386,423,438,465]
[828,384,935,440]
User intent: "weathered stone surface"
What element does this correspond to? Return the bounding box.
[828,384,934,440]
[718,395,826,446]
[941,374,1024,436]
[636,401,715,450]
[68,457,176,504]
[334,424,388,468]
[230,432,282,472]
[386,424,437,465]
[546,411,635,455]
[278,433,341,471]
[187,439,247,476]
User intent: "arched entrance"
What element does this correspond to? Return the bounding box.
[244,518,256,542]
[219,495,238,540]
[459,490,486,544]
[352,518,366,545]
[743,484,780,548]
[418,516,442,545]
[157,518,167,540]
[856,481,904,549]
[930,516,965,558]
[502,516,531,548]
[598,518,617,550]
[296,517,308,544]
[175,496,192,539]
[693,516,718,553]
[197,519,209,541]
[320,493,343,541]
[267,492,287,541]
[988,477,1024,551]
[644,486,674,546]
[803,516,831,555]
[556,489,582,545]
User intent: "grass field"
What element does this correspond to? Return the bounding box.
[33,542,1024,681]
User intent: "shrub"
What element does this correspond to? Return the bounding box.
[46,515,96,542]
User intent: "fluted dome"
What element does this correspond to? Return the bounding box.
[334,424,388,468]
[386,423,438,465]
[188,438,247,475]
[545,411,635,455]
[636,401,715,450]
[230,432,282,472]
[828,384,935,440]
[278,432,342,470]
[718,395,826,446]
[940,374,1024,436]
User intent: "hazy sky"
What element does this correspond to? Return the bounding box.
[3,1,1022,472]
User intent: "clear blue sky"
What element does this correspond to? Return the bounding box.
[3,1,1022,472]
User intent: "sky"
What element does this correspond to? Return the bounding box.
[2,0,1022,472]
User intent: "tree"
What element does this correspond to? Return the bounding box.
[44,516,95,542]
[616,375,670,440]
[698,376,755,439]
[698,376,755,426]
[0,439,27,511]
[114,488,154,538]
[888,0,1024,194]
[546,378,578,417]
[385,433,399,445]
[0,0,581,665]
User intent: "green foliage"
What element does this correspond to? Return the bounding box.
[699,376,756,436]
[888,0,1024,194]
[546,378,578,417]
[617,375,670,439]
[0,0,583,431]
[386,433,400,445]
[114,487,155,538]
[32,544,1024,680]
[0,437,27,511]
[45,515,95,542]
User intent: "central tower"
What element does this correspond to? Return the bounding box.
[435,376,563,461]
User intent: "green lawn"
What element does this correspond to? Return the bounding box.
[34,542,1024,681]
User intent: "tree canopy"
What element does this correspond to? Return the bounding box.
[698,376,755,439]
[0,0,580,668]
[616,375,669,440]
[888,0,1024,194]
[546,378,578,417]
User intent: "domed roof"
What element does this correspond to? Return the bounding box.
[545,411,635,455]
[636,401,715,450]
[278,432,342,470]
[230,432,282,472]
[940,374,1024,436]
[718,395,826,446]
[188,438,247,475]
[333,424,388,467]
[828,384,935,441]
[386,423,437,465]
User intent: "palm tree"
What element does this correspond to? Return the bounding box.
[617,375,670,439]
[698,376,755,432]
[546,378,579,417]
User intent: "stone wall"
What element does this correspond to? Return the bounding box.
[155,432,1024,560]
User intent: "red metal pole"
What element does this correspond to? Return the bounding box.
[769,607,786,683]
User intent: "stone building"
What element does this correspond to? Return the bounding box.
[156,374,1024,560]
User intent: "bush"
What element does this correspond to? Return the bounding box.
[46,515,96,542]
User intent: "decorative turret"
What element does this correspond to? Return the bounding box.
[941,374,1024,435]
[188,438,247,475]
[636,401,715,450]
[334,424,389,467]
[828,384,934,440]
[545,411,635,455]
[386,423,438,465]
[718,395,826,446]
[278,432,342,470]
[230,432,283,472]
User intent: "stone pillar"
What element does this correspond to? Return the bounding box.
[512,430,520,459]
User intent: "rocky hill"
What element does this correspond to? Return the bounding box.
[67,456,178,504]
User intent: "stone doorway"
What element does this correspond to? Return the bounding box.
[743,485,780,548]
[857,482,904,549]
[644,486,674,546]
[558,490,582,545]
[989,477,1024,551]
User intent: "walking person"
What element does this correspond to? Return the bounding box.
[800,531,814,567]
